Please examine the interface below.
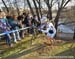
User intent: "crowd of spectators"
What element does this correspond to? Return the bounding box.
[0,10,46,47]
[0,9,56,47]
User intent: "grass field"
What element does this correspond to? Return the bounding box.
[0,34,75,59]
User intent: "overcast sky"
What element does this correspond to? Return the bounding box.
[0,0,75,9]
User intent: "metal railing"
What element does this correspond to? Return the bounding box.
[0,27,30,36]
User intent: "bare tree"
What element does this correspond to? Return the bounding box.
[32,0,40,21]
[73,29,75,39]
[7,0,14,15]
[43,0,71,38]
[7,0,12,7]
[2,0,9,12]
[26,0,34,15]
[36,0,42,17]
[44,0,71,29]
[44,0,54,20]
[54,0,71,30]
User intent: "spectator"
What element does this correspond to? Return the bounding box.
[22,13,31,34]
[6,15,14,30]
[11,15,21,43]
[17,15,25,38]
[0,11,12,47]
[32,15,40,27]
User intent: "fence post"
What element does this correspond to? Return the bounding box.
[73,28,75,39]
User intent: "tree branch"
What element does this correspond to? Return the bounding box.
[27,0,34,16]
[2,0,9,12]
[63,0,71,8]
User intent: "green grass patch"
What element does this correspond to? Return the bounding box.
[0,34,75,59]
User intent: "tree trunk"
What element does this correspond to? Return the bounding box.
[32,0,40,21]
[73,29,75,39]
[2,0,9,13]
[39,2,42,18]
[54,9,61,38]
[54,9,61,30]
[27,0,34,16]
[36,0,42,18]
[45,2,52,20]
[47,7,52,20]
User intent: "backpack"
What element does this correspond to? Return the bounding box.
[48,26,54,34]
[49,30,54,34]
